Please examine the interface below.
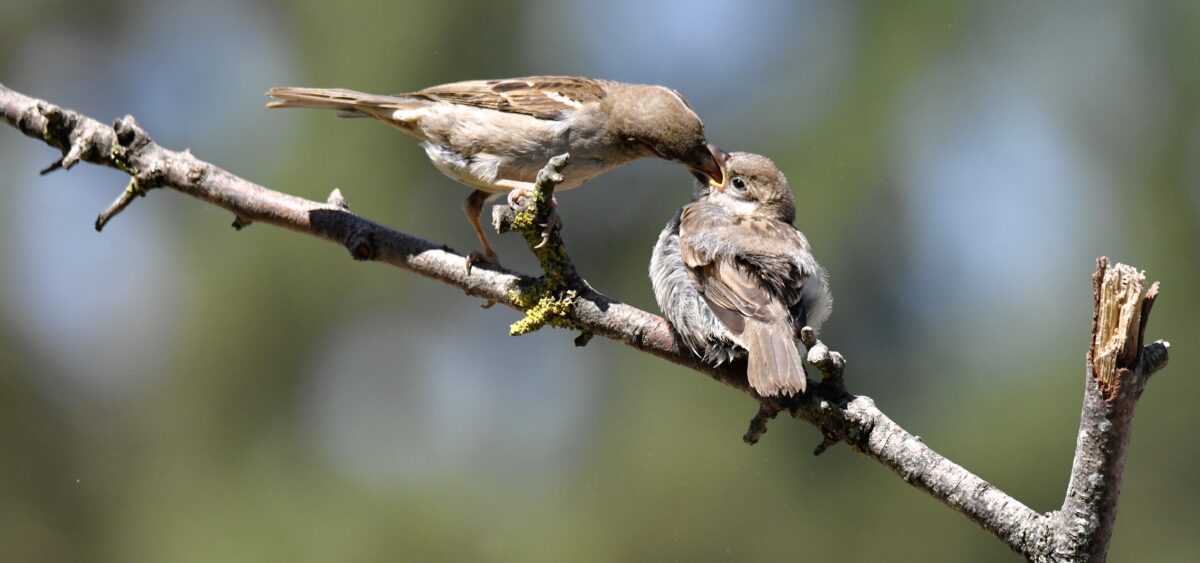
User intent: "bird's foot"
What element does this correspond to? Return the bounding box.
[465,249,501,274]
[534,205,561,249]
[506,187,560,249]
[506,186,533,207]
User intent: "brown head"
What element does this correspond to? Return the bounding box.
[609,84,728,187]
[699,152,796,223]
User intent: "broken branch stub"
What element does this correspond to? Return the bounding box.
[1089,260,1150,398]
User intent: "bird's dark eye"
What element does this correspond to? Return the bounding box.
[731,177,747,191]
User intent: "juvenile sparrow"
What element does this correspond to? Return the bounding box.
[267,76,727,265]
[649,152,831,397]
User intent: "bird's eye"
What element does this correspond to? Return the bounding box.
[731,178,747,191]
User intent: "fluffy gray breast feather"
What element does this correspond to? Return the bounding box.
[649,210,742,365]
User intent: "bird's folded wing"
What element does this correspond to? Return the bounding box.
[410,76,608,120]
[703,259,776,322]
[681,213,808,304]
[680,237,775,336]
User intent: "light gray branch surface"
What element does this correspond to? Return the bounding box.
[0,83,1170,562]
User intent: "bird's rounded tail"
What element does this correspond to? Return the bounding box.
[744,320,807,396]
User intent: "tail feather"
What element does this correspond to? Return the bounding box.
[744,320,806,397]
[265,87,416,118]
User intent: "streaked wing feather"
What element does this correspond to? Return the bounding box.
[686,255,778,339]
[679,206,777,333]
[411,76,607,120]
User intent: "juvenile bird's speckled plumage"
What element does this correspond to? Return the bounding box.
[650,153,831,397]
[267,76,726,265]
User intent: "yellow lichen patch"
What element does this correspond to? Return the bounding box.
[509,286,578,336]
[511,206,537,231]
[502,155,582,337]
[124,176,147,197]
[110,143,136,174]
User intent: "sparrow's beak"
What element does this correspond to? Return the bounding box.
[689,144,728,191]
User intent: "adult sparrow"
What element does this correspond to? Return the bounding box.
[267,76,727,266]
[649,152,831,397]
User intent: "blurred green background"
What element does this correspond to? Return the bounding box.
[2,0,1198,561]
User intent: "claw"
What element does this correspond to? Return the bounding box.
[532,197,562,249]
[507,186,535,207]
[465,250,500,275]
[466,250,501,308]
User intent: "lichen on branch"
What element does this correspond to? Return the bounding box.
[492,153,586,336]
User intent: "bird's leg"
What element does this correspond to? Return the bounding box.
[464,189,501,275]
[500,181,560,249]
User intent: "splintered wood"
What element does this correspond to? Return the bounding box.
[1091,263,1146,393]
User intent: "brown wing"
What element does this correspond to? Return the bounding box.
[408,76,609,120]
[714,215,814,308]
[723,216,812,262]
[699,260,775,326]
[679,207,778,333]
[679,208,804,321]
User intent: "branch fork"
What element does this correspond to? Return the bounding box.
[492,153,589,337]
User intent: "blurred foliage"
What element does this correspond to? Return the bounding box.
[1,1,1198,561]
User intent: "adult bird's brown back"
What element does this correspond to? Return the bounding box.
[267,76,727,267]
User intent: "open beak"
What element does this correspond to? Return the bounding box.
[689,144,729,191]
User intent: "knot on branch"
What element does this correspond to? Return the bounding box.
[108,115,152,174]
[327,188,350,210]
[493,153,587,336]
[39,103,78,149]
[743,403,781,445]
[112,115,152,152]
[231,215,254,231]
[346,227,378,261]
[36,103,94,175]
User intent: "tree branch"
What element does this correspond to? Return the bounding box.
[0,83,1170,561]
